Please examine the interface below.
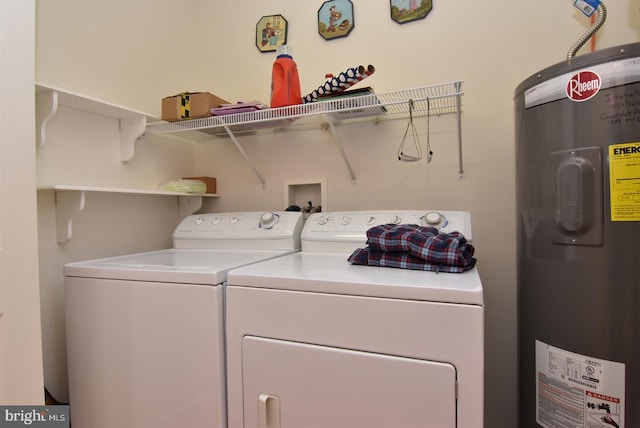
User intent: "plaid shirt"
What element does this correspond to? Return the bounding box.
[347,224,476,273]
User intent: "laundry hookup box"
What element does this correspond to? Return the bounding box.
[162,92,229,121]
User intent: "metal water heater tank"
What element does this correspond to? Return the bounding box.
[516,42,640,428]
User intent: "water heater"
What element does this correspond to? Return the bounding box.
[516,42,640,428]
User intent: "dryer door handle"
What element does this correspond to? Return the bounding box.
[259,393,281,428]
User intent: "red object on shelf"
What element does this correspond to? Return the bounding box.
[270,46,302,108]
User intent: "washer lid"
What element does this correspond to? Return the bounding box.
[64,248,299,285]
[227,252,483,305]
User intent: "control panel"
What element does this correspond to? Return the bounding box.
[172,211,304,249]
[301,210,472,252]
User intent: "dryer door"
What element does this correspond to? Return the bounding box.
[242,336,457,428]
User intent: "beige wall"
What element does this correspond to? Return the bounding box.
[36,0,640,426]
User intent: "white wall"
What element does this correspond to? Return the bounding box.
[35,0,640,425]
[36,0,200,113]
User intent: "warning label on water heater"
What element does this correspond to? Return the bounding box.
[609,142,640,221]
[536,340,625,428]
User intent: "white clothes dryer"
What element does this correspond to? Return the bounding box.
[226,210,484,428]
[64,211,303,428]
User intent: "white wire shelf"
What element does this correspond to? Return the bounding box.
[144,81,465,184]
[145,81,464,137]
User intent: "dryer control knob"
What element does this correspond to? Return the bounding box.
[211,216,221,225]
[230,216,239,225]
[195,217,205,225]
[341,216,351,225]
[424,211,443,225]
[317,215,328,225]
[260,212,278,228]
[391,215,402,225]
[366,216,376,225]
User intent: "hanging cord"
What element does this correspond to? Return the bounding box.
[398,99,422,162]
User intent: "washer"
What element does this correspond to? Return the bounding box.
[64,211,303,428]
[226,210,484,428]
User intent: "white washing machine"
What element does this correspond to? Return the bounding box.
[64,211,303,428]
[226,210,484,428]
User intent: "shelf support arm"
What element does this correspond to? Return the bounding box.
[55,190,85,244]
[178,196,203,218]
[36,90,59,148]
[222,123,267,188]
[327,118,357,183]
[455,81,465,180]
[119,116,147,162]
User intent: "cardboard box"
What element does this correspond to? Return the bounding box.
[183,176,217,194]
[162,92,229,122]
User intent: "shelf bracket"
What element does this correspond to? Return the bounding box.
[119,116,147,162]
[222,123,267,188]
[178,196,203,218]
[50,188,210,243]
[36,90,59,149]
[327,118,357,183]
[55,190,85,244]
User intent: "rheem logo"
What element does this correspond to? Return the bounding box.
[566,70,601,102]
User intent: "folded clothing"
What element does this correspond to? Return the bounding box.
[347,224,476,273]
[348,247,475,273]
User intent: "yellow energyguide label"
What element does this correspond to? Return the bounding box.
[609,142,640,221]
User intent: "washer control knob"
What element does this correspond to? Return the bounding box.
[211,216,221,225]
[317,215,328,225]
[195,217,205,225]
[425,211,443,225]
[391,215,402,225]
[230,216,239,225]
[341,216,351,225]
[261,212,274,224]
[366,216,376,225]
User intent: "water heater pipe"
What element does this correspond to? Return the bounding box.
[567,1,607,60]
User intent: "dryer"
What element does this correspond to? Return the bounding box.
[226,210,484,428]
[64,211,303,428]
